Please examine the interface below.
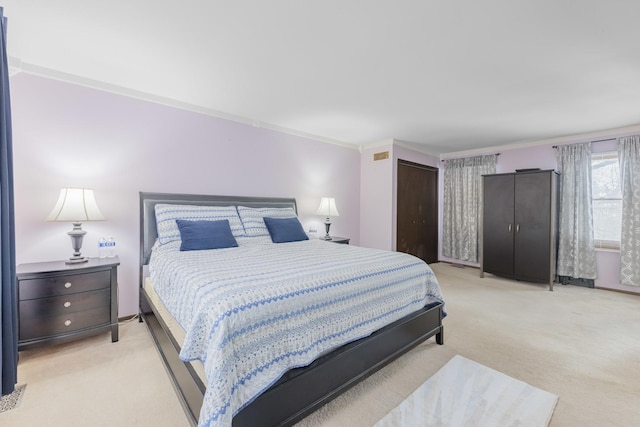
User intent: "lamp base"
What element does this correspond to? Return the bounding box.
[67,222,88,265]
[66,256,89,265]
[322,219,332,240]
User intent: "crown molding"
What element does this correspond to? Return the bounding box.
[391,139,440,157]
[8,56,22,76]
[12,57,639,158]
[10,57,359,151]
[440,124,640,160]
[358,139,440,157]
[358,139,394,153]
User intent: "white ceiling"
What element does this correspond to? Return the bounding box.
[4,1,640,154]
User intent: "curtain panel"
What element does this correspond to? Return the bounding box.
[618,136,640,287]
[555,142,597,280]
[0,7,18,396]
[442,154,496,262]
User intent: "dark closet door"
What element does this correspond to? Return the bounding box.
[397,160,438,264]
[513,172,552,282]
[482,174,515,276]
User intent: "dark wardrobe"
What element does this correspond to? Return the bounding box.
[396,160,439,264]
[480,169,558,290]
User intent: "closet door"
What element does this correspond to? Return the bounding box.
[397,160,438,264]
[514,171,552,282]
[482,174,515,276]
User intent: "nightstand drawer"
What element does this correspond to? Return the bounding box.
[19,270,111,300]
[17,257,120,350]
[19,305,111,341]
[19,288,110,318]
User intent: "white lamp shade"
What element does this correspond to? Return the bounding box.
[316,197,340,217]
[46,188,105,222]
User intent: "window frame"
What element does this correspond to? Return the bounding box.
[591,151,621,250]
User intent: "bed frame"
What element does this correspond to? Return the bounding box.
[138,192,444,426]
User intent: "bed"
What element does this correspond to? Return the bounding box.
[138,192,445,427]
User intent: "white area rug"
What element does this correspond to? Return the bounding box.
[0,384,26,414]
[374,355,558,427]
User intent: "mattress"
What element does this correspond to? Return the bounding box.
[149,236,444,427]
[144,276,206,382]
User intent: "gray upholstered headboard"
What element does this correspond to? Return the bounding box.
[139,192,298,282]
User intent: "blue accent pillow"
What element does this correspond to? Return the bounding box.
[237,206,298,237]
[263,217,309,243]
[176,219,239,251]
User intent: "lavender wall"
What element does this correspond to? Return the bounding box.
[9,72,637,320]
[496,145,557,173]
[359,142,440,251]
[359,144,394,250]
[10,74,361,316]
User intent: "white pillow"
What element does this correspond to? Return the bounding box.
[155,204,245,245]
[237,206,297,237]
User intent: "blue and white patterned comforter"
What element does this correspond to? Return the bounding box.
[149,237,444,427]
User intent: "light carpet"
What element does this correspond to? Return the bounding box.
[3,263,639,426]
[374,355,558,427]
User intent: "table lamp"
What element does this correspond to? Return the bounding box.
[316,197,340,240]
[47,188,105,264]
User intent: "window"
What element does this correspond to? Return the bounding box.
[591,152,621,249]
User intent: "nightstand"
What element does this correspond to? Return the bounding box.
[320,236,350,245]
[17,256,119,351]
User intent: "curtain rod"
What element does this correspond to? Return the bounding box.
[553,137,616,148]
[441,153,500,162]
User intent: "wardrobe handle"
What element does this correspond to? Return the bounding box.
[508,224,512,232]
[516,224,520,232]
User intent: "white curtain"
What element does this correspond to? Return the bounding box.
[556,142,597,279]
[442,154,497,262]
[618,135,640,286]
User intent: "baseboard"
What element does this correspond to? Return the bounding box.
[594,286,640,296]
[439,261,481,269]
[558,276,595,288]
[118,314,139,323]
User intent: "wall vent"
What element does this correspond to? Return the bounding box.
[373,151,389,161]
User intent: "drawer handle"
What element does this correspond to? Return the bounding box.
[64,320,72,327]
[64,301,71,308]
[64,282,72,289]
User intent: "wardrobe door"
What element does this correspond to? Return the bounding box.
[397,160,438,264]
[514,171,552,282]
[482,174,515,276]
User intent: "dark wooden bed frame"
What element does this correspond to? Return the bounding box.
[138,192,444,426]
